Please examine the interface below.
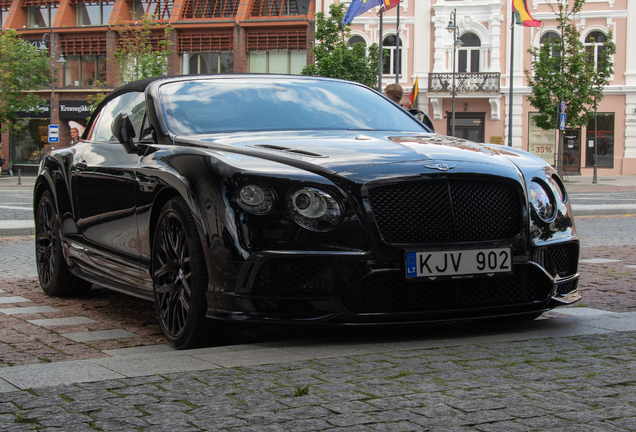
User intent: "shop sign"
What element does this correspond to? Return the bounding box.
[529,113,556,166]
[59,100,92,119]
[16,105,50,119]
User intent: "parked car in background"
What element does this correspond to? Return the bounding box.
[34,75,580,349]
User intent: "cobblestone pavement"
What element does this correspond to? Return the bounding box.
[1,178,636,430]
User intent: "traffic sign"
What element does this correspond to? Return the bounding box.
[560,112,566,130]
[561,101,566,112]
[48,125,59,143]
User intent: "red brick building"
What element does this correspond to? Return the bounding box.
[0,0,315,174]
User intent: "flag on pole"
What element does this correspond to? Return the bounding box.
[380,0,399,13]
[409,77,419,109]
[513,0,541,27]
[342,0,382,25]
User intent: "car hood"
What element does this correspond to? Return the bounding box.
[181,130,541,180]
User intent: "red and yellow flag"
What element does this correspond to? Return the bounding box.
[380,0,399,13]
[513,0,541,27]
[409,77,419,109]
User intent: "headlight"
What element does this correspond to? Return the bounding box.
[529,180,555,221]
[237,184,275,214]
[548,175,567,203]
[287,187,343,232]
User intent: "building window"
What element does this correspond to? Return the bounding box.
[458,32,480,73]
[1,7,9,27]
[64,55,107,86]
[348,35,365,48]
[28,5,58,28]
[131,0,172,20]
[250,0,310,17]
[585,31,608,69]
[586,113,614,168]
[382,35,402,77]
[77,1,114,26]
[11,119,50,164]
[540,31,561,58]
[182,52,233,74]
[249,50,306,74]
[182,0,238,18]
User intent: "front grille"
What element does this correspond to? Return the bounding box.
[547,243,579,277]
[341,265,549,314]
[368,180,521,244]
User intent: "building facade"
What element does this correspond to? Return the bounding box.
[338,0,635,176]
[2,0,635,177]
[0,0,315,174]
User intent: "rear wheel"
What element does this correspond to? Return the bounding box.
[35,190,91,296]
[152,197,214,349]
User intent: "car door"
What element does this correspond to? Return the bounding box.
[73,91,147,289]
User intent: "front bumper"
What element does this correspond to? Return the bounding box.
[205,241,580,324]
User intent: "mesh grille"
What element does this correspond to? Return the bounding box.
[547,243,579,277]
[252,257,332,292]
[341,265,549,314]
[556,279,578,295]
[368,180,521,244]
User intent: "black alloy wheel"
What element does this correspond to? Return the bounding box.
[152,197,212,349]
[35,190,91,296]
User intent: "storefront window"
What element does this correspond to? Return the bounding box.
[248,51,306,74]
[65,55,107,86]
[11,119,51,164]
[585,113,614,168]
[182,52,233,74]
[529,113,557,166]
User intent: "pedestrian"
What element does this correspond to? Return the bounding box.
[385,83,407,108]
[70,127,81,146]
[0,154,5,176]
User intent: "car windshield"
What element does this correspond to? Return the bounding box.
[158,78,428,135]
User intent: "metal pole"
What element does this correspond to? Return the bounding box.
[451,10,457,137]
[395,1,400,83]
[593,94,598,183]
[50,29,55,151]
[507,10,514,146]
[378,8,383,92]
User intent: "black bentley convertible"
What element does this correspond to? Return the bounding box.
[34,75,580,349]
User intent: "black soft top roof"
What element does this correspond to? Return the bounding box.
[83,76,164,138]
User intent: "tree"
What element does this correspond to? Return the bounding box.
[525,0,616,131]
[302,3,379,88]
[0,30,51,134]
[113,15,174,84]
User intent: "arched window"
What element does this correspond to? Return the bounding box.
[585,31,608,69]
[540,31,561,58]
[348,36,366,48]
[382,35,402,76]
[457,32,480,73]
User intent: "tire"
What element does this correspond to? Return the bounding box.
[35,190,92,296]
[152,197,214,349]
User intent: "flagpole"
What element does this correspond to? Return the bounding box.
[507,8,514,147]
[395,0,400,83]
[378,7,383,91]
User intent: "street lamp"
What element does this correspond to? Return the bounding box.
[446,9,463,137]
[39,31,66,150]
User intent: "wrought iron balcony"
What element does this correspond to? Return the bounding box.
[428,72,501,94]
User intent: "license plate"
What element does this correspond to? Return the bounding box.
[406,247,512,279]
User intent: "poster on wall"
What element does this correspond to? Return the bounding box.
[528,113,556,166]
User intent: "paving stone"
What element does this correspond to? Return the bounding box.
[0,306,58,315]
[61,329,140,342]
[0,296,31,304]
[26,317,97,327]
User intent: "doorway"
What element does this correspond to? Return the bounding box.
[562,129,581,173]
[447,112,485,143]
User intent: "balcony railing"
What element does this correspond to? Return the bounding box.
[428,72,501,94]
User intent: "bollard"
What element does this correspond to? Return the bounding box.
[17,169,22,186]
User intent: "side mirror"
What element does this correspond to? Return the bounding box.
[111,111,138,154]
[408,109,435,132]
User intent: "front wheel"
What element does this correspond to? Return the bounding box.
[152,197,214,349]
[35,190,92,296]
